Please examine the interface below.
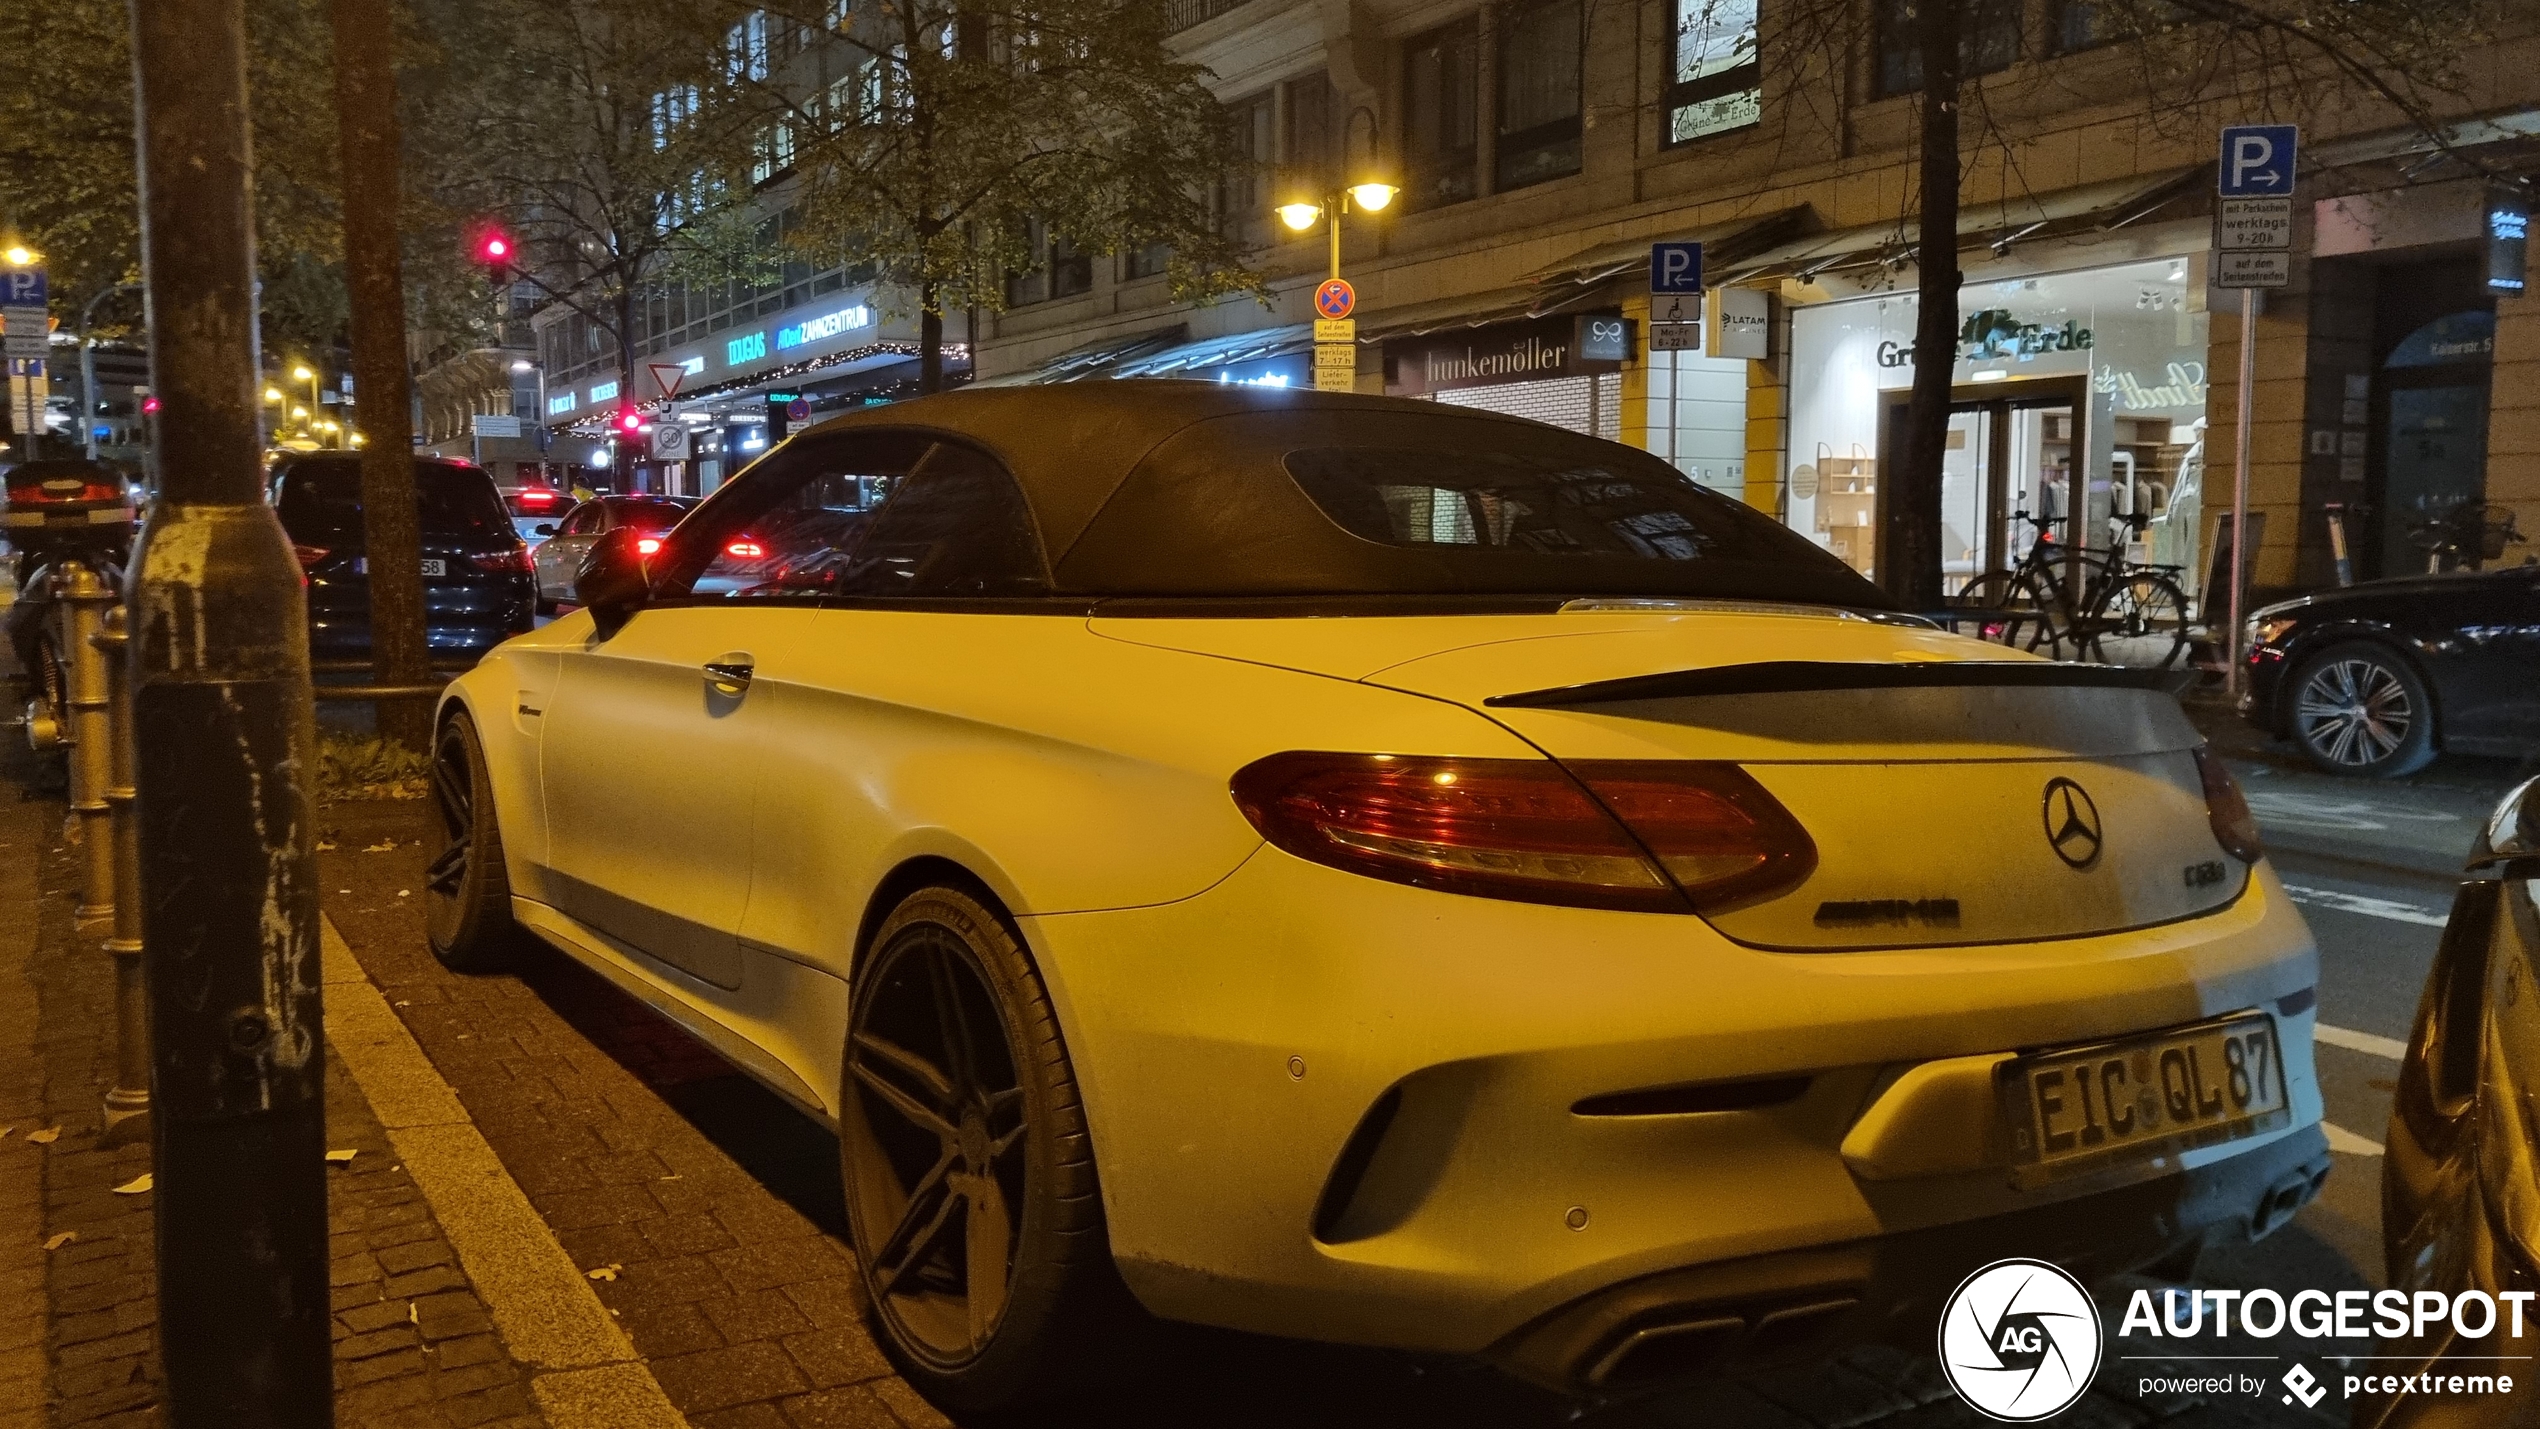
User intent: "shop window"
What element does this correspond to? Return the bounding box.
[1667,0,1761,144]
[1218,92,1275,246]
[1495,0,1583,191]
[1876,0,2020,98]
[1403,18,1479,210]
[1049,235,1093,299]
[1282,73,1338,201]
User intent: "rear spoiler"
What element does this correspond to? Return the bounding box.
[1486,660,2180,709]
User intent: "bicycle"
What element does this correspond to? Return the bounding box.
[2405,501,2524,574]
[1951,509,2191,668]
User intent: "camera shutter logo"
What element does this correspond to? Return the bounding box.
[1938,1258,2103,1421]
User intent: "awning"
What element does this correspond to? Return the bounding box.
[1104,322,1315,377]
[974,323,1191,386]
[1718,168,2202,283]
[1514,206,1812,290]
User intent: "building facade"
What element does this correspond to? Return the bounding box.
[963,0,2540,608]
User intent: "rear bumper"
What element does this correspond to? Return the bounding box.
[1492,1123,2331,1395]
[1023,846,2324,1359]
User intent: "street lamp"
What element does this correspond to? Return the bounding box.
[2,245,38,267]
[1274,107,1399,286]
[292,363,328,445]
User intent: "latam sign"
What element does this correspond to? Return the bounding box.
[777,304,873,351]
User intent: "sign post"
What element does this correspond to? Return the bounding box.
[1313,279,1357,392]
[2215,124,2296,696]
[3,263,47,457]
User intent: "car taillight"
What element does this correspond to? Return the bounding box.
[291,544,330,570]
[1567,762,1819,908]
[470,546,533,573]
[1228,753,1816,914]
[635,537,662,556]
[726,538,764,559]
[2192,745,2263,863]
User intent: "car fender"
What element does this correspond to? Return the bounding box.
[437,643,561,893]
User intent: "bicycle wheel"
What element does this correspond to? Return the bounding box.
[2008,570,2074,659]
[1948,571,2024,645]
[2082,573,2189,669]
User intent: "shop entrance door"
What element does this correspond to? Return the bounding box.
[1877,376,2092,597]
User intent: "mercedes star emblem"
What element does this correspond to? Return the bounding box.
[2042,777,2102,870]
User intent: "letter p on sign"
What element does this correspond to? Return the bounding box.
[2219,125,2299,197]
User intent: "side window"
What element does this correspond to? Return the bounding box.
[829,443,1048,598]
[652,432,933,600]
[560,504,600,536]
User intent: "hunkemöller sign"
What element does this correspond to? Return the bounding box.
[1383,314,1627,397]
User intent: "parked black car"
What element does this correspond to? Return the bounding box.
[2366,775,2540,1428]
[268,454,535,660]
[2238,562,2540,776]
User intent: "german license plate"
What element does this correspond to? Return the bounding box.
[2000,1013,2289,1186]
[354,557,446,576]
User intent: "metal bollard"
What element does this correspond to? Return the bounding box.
[57,561,117,921]
[93,606,151,1146]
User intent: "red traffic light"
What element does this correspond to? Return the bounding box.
[140,396,162,415]
[615,408,644,434]
[470,225,516,268]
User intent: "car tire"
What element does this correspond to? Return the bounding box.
[2288,641,2438,778]
[839,884,1143,1414]
[423,710,523,972]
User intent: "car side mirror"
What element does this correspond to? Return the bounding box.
[575,526,651,639]
[2469,776,2540,873]
[533,523,557,536]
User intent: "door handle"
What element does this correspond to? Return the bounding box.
[704,657,755,692]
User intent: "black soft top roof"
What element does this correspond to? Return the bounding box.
[782,380,1892,607]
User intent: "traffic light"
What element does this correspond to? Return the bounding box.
[470,225,517,283]
[615,407,644,436]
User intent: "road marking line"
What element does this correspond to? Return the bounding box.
[2315,1023,2409,1060]
[322,918,689,1429]
[2281,883,2451,928]
[2324,1121,2386,1156]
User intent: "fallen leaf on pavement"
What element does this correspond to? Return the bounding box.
[363,840,396,852]
[586,1264,621,1282]
[324,1149,358,1165]
[112,1173,151,1195]
[316,841,337,852]
[24,1127,59,1145]
[42,1232,74,1251]
[396,890,410,898]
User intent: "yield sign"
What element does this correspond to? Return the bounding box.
[647,362,687,399]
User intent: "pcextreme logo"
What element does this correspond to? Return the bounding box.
[1938,1259,2103,1421]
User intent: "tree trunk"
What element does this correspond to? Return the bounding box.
[1889,0,1964,613]
[918,281,943,395]
[333,0,431,751]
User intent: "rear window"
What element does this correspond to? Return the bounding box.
[609,499,693,534]
[1287,448,1761,562]
[275,461,511,544]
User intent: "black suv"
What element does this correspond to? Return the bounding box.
[268,454,535,660]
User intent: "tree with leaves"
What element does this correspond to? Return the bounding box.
[768,0,1262,393]
[427,0,784,417]
[1730,0,2496,609]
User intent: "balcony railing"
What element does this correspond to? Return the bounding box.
[1166,0,1250,33]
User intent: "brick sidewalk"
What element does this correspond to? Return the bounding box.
[0,761,549,1428]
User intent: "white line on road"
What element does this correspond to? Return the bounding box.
[2315,1022,2409,1059]
[2324,1121,2386,1156]
[2281,882,2451,928]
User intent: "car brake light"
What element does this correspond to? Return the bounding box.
[515,489,560,509]
[1228,753,1816,914]
[725,538,764,559]
[2192,746,2263,863]
[469,546,533,573]
[636,537,662,556]
[291,544,329,570]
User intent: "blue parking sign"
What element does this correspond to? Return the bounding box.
[2218,126,2298,197]
[1,267,45,308]
[1650,242,1704,295]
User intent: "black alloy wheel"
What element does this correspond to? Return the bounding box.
[840,886,1136,1411]
[2289,642,2438,778]
[424,711,522,971]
